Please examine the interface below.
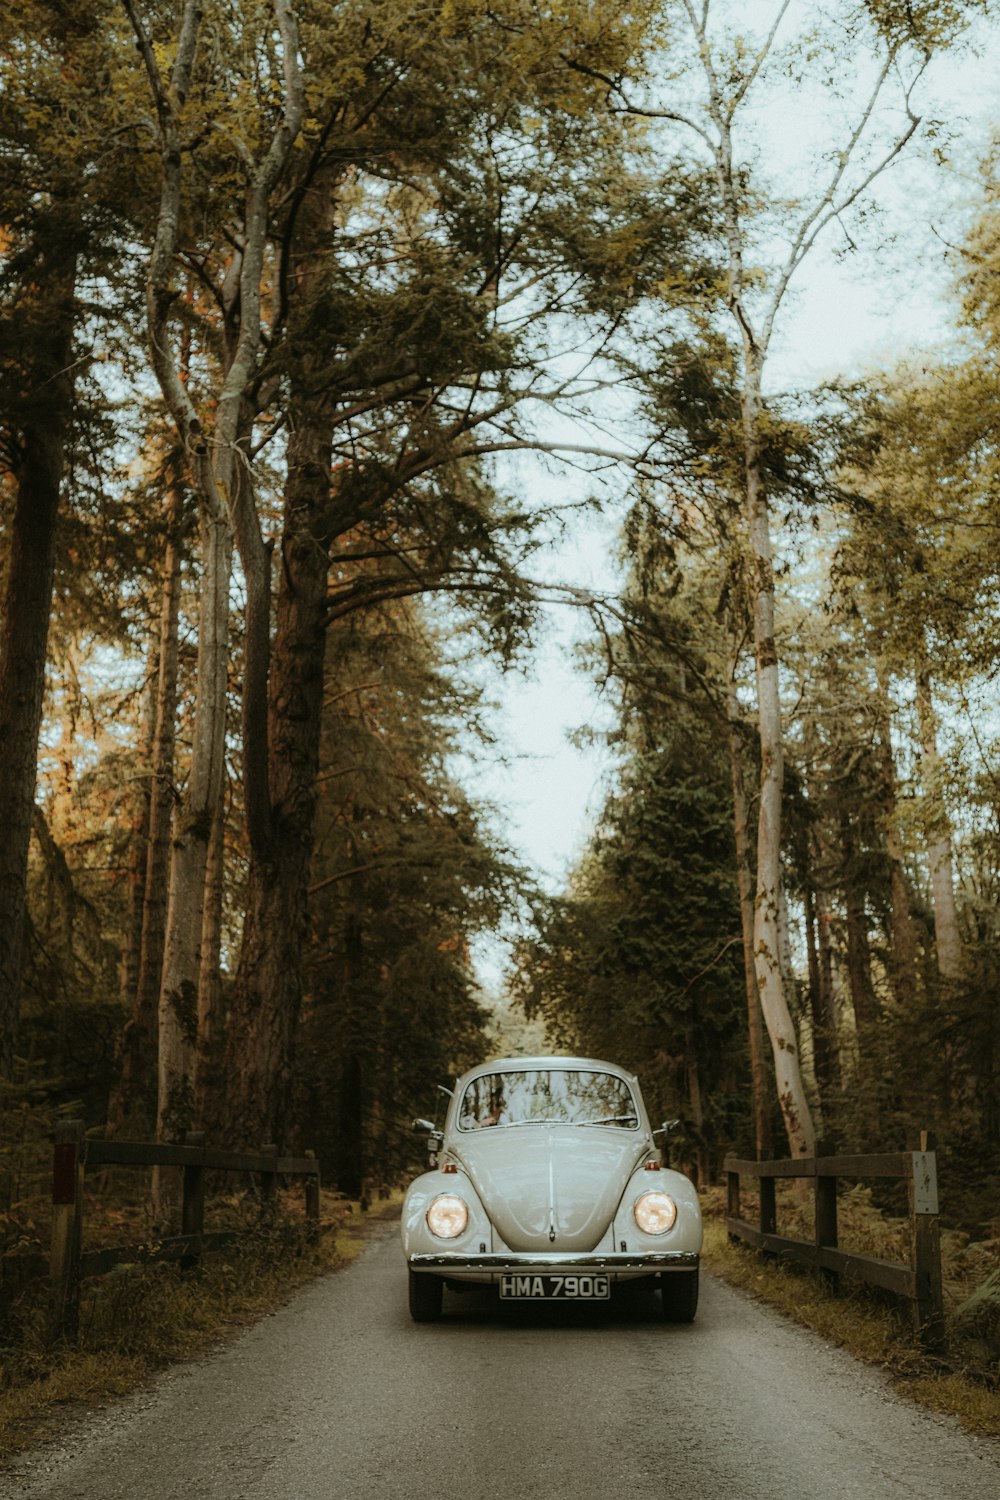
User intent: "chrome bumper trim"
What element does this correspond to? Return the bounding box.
[409,1251,699,1273]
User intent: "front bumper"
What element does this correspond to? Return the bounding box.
[409,1250,699,1276]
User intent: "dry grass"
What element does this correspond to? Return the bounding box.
[0,1188,395,1464]
[702,1186,1000,1438]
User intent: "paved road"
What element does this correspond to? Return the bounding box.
[5,1221,1000,1499]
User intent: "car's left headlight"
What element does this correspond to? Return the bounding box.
[634,1190,677,1235]
[426,1193,469,1239]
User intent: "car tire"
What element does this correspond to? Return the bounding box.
[409,1269,443,1322]
[660,1267,699,1323]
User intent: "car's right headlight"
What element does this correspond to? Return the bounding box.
[426,1193,469,1239]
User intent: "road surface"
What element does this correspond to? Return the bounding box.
[4,1220,999,1499]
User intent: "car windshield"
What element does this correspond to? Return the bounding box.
[457,1069,639,1131]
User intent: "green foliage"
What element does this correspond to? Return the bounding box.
[0,1078,64,1221]
[512,548,749,1171]
[1,0,995,1250]
[818,358,1000,1171]
[861,0,985,49]
[297,596,528,1196]
[515,733,748,1171]
[0,1202,350,1459]
[833,365,1000,680]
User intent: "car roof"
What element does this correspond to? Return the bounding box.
[456,1055,637,1086]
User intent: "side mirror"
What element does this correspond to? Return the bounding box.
[413,1117,444,1166]
[653,1118,680,1166]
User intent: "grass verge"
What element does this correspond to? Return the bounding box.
[0,1190,398,1465]
[701,1191,1000,1439]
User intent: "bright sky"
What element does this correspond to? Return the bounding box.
[458,14,998,983]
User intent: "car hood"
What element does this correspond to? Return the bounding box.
[452,1124,647,1252]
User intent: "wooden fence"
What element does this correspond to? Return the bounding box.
[723,1132,943,1350]
[50,1121,321,1340]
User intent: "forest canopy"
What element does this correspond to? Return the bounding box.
[1,0,998,1224]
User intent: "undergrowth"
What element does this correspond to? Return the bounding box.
[701,1185,1000,1438]
[0,1187,377,1464]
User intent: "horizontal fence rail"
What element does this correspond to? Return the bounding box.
[723,1132,943,1351]
[49,1122,321,1341]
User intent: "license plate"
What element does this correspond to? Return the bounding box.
[499,1273,610,1300]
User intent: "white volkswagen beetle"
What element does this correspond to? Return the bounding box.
[402,1055,702,1323]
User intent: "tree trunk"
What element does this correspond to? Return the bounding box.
[816,889,838,1065]
[222,411,334,1147]
[119,655,157,1018]
[804,863,840,1111]
[915,662,963,983]
[875,670,919,1004]
[156,504,232,1144]
[681,0,923,1164]
[726,667,772,1158]
[125,0,303,1149]
[108,478,185,1135]
[194,788,226,1131]
[686,1055,707,1186]
[839,808,879,1037]
[0,247,77,1078]
[743,371,816,1158]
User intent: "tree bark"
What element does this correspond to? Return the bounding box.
[194,787,226,1131]
[686,1054,707,1186]
[688,0,815,1158]
[0,245,77,1078]
[743,370,816,1158]
[816,888,838,1061]
[915,662,963,983]
[726,666,772,1159]
[875,669,919,1003]
[677,0,921,1161]
[804,855,840,1111]
[156,505,232,1144]
[119,655,157,1019]
[108,478,185,1135]
[222,411,334,1147]
[124,0,303,1146]
[839,807,879,1037]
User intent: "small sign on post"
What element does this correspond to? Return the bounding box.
[910,1130,944,1352]
[723,1134,945,1353]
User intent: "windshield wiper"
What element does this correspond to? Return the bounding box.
[578,1114,639,1127]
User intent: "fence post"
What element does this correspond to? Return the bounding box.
[726,1164,740,1240]
[260,1142,279,1221]
[759,1170,776,1241]
[304,1149,320,1231]
[50,1120,84,1341]
[814,1139,839,1294]
[909,1129,944,1352]
[182,1131,206,1266]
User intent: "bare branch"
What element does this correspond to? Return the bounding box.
[727,0,795,120]
[560,51,715,150]
[122,0,204,447]
[759,48,923,353]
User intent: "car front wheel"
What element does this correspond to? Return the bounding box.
[408,1269,443,1322]
[660,1267,699,1323]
